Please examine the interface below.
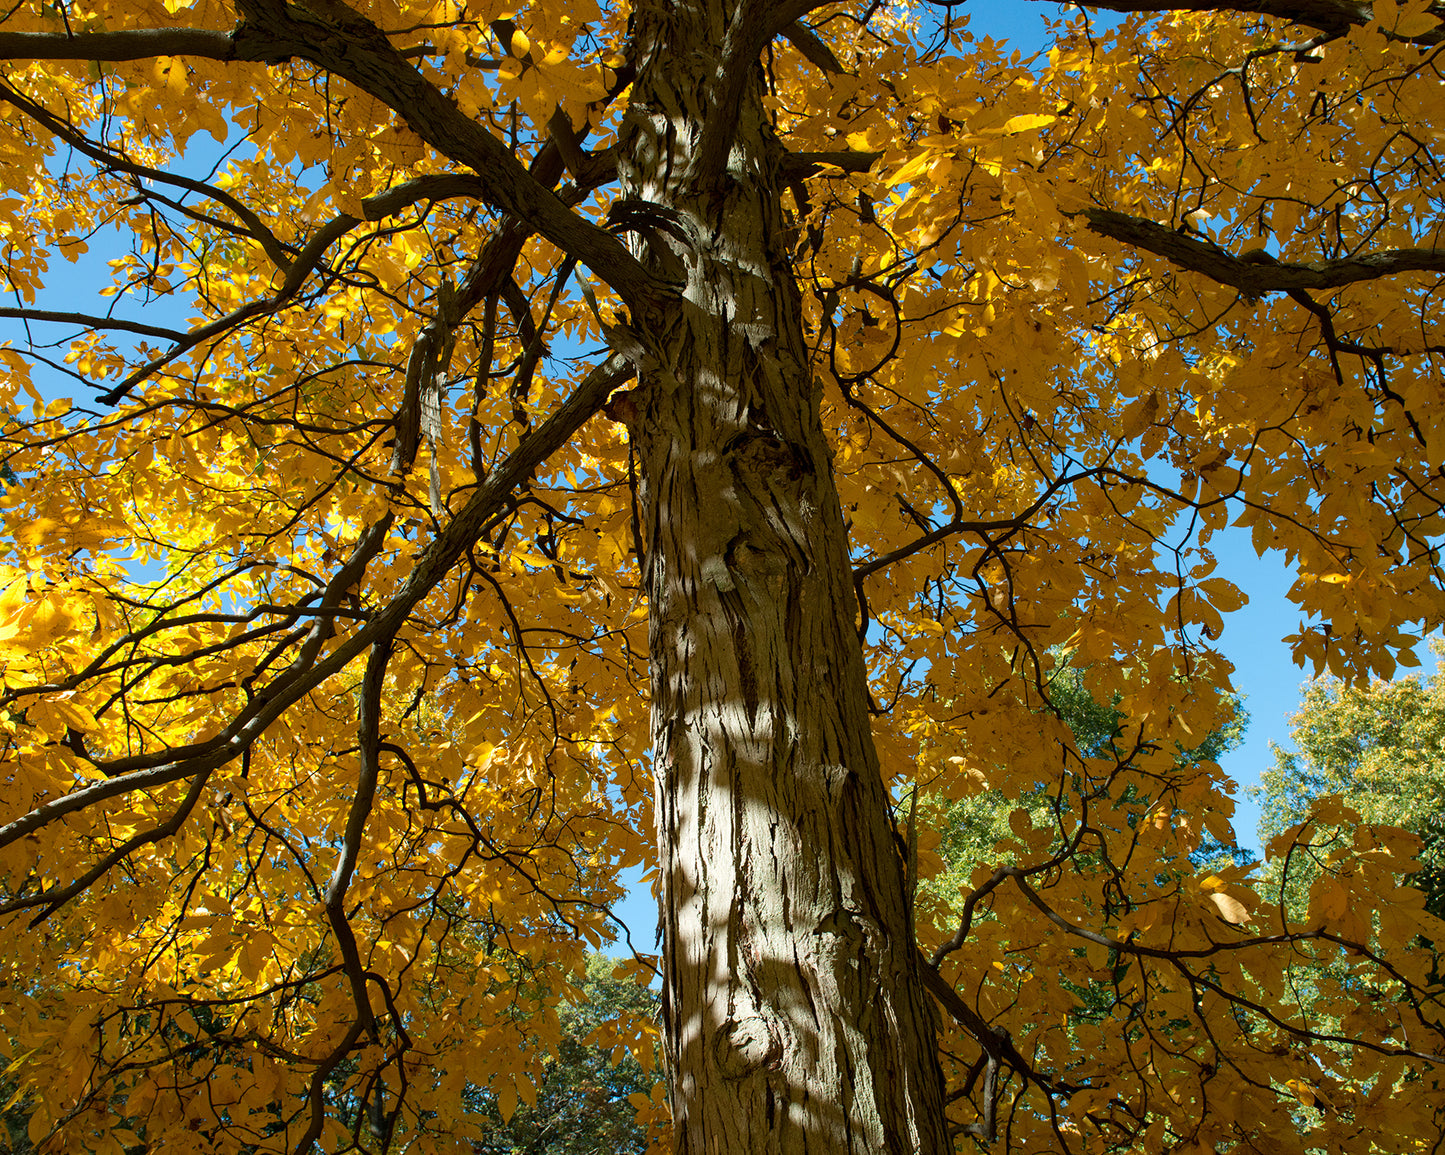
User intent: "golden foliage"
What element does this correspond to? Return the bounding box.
[0,0,1442,1150]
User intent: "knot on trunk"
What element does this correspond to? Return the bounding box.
[715,1014,782,1080]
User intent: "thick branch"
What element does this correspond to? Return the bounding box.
[323,636,391,1038]
[230,0,663,312]
[780,149,880,181]
[3,767,213,924]
[0,308,182,342]
[1082,208,1445,294]
[691,0,808,183]
[0,27,235,60]
[779,21,844,73]
[1051,0,1445,44]
[0,10,663,313]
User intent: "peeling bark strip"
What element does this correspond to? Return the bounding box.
[619,3,950,1151]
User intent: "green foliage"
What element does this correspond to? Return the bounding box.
[1256,651,1445,919]
[468,955,661,1155]
[0,1078,34,1155]
[921,662,1247,914]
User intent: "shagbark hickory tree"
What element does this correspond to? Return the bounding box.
[0,0,1444,1150]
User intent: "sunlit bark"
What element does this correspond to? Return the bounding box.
[620,3,950,1150]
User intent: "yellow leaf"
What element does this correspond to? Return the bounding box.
[27,1107,48,1145]
[496,1080,518,1124]
[1395,11,1442,34]
[1119,392,1160,441]
[1198,577,1246,613]
[1285,1078,1317,1108]
[1376,0,1441,34]
[1208,891,1250,925]
[49,698,99,732]
[888,153,933,188]
[1000,114,1056,134]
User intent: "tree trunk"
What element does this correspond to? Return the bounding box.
[619,4,951,1151]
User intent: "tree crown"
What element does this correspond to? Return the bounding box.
[1,0,1444,1150]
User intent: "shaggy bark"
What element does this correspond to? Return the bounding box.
[619,3,951,1151]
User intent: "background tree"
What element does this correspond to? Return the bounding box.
[1242,657,1445,1119]
[1258,653,1445,915]
[916,663,1251,1074]
[406,953,663,1155]
[1,0,1445,1152]
[1255,653,1445,972]
[921,664,1248,923]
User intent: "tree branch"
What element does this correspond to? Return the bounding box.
[779,21,845,73]
[0,77,295,273]
[230,0,665,313]
[0,355,633,859]
[0,308,183,343]
[1081,208,1445,294]
[918,960,1072,1114]
[779,149,880,181]
[0,7,665,313]
[0,27,236,60]
[85,174,486,403]
[3,766,213,925]
[691,2,843,184]
[1046,0,1445,45]
[323,634,390,1040]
